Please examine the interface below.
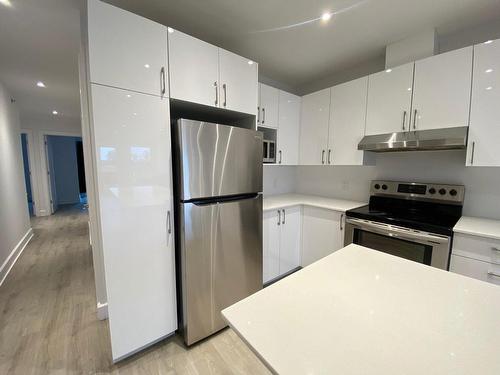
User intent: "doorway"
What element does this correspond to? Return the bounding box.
[45,135,86,213]
[20,133,34,216]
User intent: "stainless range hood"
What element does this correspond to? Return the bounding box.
[358,126,468,152]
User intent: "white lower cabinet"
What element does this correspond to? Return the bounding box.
[263,206,301,283]
[301,206,344,267]
[450,255,500,286]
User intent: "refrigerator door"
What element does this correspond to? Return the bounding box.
[173,119,263,200]
[179,195,263,345]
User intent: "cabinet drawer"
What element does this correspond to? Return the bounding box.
[453,233,500,263]
[450,255,500,286]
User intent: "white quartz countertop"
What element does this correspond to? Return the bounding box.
[454,216,500,241]
[263,193,366,212]
[222,244,500,375]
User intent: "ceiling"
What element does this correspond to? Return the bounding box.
[1,0,500,121]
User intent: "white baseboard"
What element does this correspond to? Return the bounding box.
[0,228,34,287]
[97,302,108,320]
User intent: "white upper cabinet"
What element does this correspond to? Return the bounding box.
[277,91,301,165]
[411,46,473,131]
[168,30,219,107]
[299,88,330,165]
[219,48,258,115]
[329,77,369,165]
[87,0,168,97]
[91,85,176,361]
[365,62,414,135]
[258,83,279,128]
[467,39,500,167]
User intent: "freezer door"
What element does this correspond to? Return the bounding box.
[173,119,263,200]
[179,195,263,345]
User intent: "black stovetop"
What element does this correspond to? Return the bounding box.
[346,196,463,236]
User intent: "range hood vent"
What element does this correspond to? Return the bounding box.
[358,126,468,152]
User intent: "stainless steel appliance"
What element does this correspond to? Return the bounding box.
[172,119,263,346]
[263,139,276,163]
[344,180,464,270]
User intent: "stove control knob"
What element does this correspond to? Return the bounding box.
[439,188,447,195]
[382,184,388,190]
[449,189,458,197]
[374,184,380,190]
[428,188,436,195]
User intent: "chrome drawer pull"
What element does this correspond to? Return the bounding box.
[487,271,500,279]
[491,247,500,252]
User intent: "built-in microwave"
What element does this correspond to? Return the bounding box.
[263,140,276,163]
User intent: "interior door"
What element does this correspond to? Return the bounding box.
[329,77,368,165]
[44,135,58,213]
[279,206,301,275]
[263,209,280,283]
[365,62,414,135]
[218,48,258,115]
[168,29,219,107]
[87,0,168,97]
[91,84,176,361]
[259,83,279,128]
[299,88,330,165]
[411,46,473,130]
[278,91,300,165]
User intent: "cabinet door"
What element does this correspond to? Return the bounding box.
[329,77,368,165]
[411,47,473,131]
[365,63,414,135]
[467,40,500,166]
[301,206,343,267]
[277,91,301,165]
[279,206,301,275]
[299,89,330,165]
[263,210,281,283]
[259,83,279,128]
[450,255,500,286]
[88,0,168,97]
[219,48,258,115]
[91,85,176,361]
[168,30,219,107]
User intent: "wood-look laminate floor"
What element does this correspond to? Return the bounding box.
[0,204,270,375]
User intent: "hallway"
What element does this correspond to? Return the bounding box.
[0,205,269,374]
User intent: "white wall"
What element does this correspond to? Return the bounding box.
[0,82,32,284]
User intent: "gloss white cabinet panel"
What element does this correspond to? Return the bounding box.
[91,84,176,361]
[411,46,473,131]
[450,255,500,286]
[299,88,330,165]
[87,0,168,97]
[277,91,300,165]
[168,30,219,107]
[218,49,258,115]
[365,62,414,135]
[467,39,500,166]
[259,83,279,128]
[301,206,344,267]
[279,206,301,275]
[263,210,280,283]
[329,77,369,165]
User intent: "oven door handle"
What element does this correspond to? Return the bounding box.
[346,218,450,244]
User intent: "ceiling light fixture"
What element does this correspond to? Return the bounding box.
[52,110,58,115]
[0,0,12,7]
[385,69,392,73]
[144,64,150,68]
[36,81,46,88]
[485,69,493,73]
[486,86,493,90]
[321,12,332,22]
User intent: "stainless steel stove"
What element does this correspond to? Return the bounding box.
[344,180,465,270]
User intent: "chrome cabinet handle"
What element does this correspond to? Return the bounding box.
[160,67,166,96]
[340,213,344,231]
[167,210,171,234]
[402,110,407,130]
[328,149,332,164]
[487,271,500,279]
[223,83,227,107]
[214,81,218,106]
[277,210,281,226]
[262,107,266,124]
[278,150,282,164]
[282,209,285,225]
[413,109,417,130]
[470,141,475,165]
[257,106,260,123]
[321,150,325,164]
[492,247,500,252]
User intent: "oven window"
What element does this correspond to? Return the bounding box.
[354,229,433,265]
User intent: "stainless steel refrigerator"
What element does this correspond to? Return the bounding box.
[172,119,263,346]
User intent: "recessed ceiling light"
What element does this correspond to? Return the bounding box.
[36,81,46,88]
[484,40,493,44]
[144,64,150,68]
[321,12,332,22]
[248,60,254,65]
[0,0,12,7]
[485,68,493,73]
[486,86,493,90]
[52,110,58,115]
[407,87,412,91]
[385,69,392,73]
[167,27,174,33]
[126,94,131,98]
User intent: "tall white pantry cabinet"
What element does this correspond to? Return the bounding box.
[83,0,176,361]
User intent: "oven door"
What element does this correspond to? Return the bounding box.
[344,218,451,270]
